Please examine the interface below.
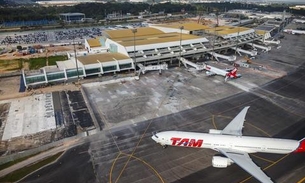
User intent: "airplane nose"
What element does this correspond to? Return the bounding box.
[151,135,157,141]
[151,132,159,142]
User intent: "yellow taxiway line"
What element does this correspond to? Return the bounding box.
[239,154,290,183]
[297,177,305,183]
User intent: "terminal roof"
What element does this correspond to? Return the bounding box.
[255,30,267,35]
[104,27,164,39]
[112,33,205,47]
[204,26,251,36]
[78,53,130,65]
[154,22,210,31]
[87,37,101,47]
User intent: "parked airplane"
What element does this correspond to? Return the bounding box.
[177,57,241,82]
[294,19,305,24]
[151,106,305,183]
[283,29,305,35]
[205,65,241,81]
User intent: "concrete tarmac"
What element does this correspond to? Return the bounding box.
[21,33,305,183]
[22,63,305,183]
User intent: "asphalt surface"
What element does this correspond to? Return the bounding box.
[22,62,305,183]
[20,33,305,183]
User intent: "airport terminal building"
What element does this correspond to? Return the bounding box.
[22,22,271,88]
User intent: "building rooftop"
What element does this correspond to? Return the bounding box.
[154,22,211,31]
[78,53,130,65]
[56,60,78,70]
[112,32,206,47]
[256,25,275,31]
[59,13,85,16]
[255,30,268,36]
[204,26,251,36]
[87,37,102,48]
[104,27,164,39]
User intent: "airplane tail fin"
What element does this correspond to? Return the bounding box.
[298,137,305,144]
[225,68,239,81]
[294,138,305,153]
[229,68,238,78]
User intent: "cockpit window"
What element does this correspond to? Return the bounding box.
[153,132,159,138]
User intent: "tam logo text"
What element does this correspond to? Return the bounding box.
[170,137,203,147]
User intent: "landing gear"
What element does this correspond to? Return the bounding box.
[162,145,168,149]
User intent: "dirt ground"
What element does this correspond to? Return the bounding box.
[0,76,81,101]
[0,45,83,62]
[0,44,84,100]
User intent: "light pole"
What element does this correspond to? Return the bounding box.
[132,28,137,74]
[235,14,241,56]
[73,36,80,83]
[179,26,184,67]
[212,26,216,61]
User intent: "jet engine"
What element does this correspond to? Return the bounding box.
[205,71,215,76]
[212,156,234,168]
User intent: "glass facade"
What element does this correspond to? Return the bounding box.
[119,63,132,70]
[24,59,133,87]
[46,72,65,81]
[103,65,117,72]
[85,68,100,75]
[66,69,84,78]
[26,75,46,84]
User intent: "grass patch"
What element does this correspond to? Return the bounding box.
[27,55,68,70]
[47,55,68,66]
[0,152,41,171]
[27,57,46,70]
[0,151,63,182]
[0,55,67,71]
[0,60,23,72]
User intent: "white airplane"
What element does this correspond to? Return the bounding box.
[205,65,241,82]
[151,106,305,183]
[294,19,305,24]
[283,29,305,35]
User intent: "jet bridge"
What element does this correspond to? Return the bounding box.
[264,39,280,45]
[135,63,168,80]
[178,57,205,71]
[231,47,257,57]
[209,52,236,62]
[247,43,271,52]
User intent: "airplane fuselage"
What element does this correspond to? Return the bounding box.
[152,107,305,183]
[153,131,300,154]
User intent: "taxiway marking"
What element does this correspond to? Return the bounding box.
[250,154,275,163]
[245,121,271,137]
[112,74,180,183]
[239,154,290,183]
[212,115,217,129]
[297,176,305,183]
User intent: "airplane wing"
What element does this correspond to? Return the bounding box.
[222,106,250,136]
[218,148,273,183]
[206,71,216,76]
